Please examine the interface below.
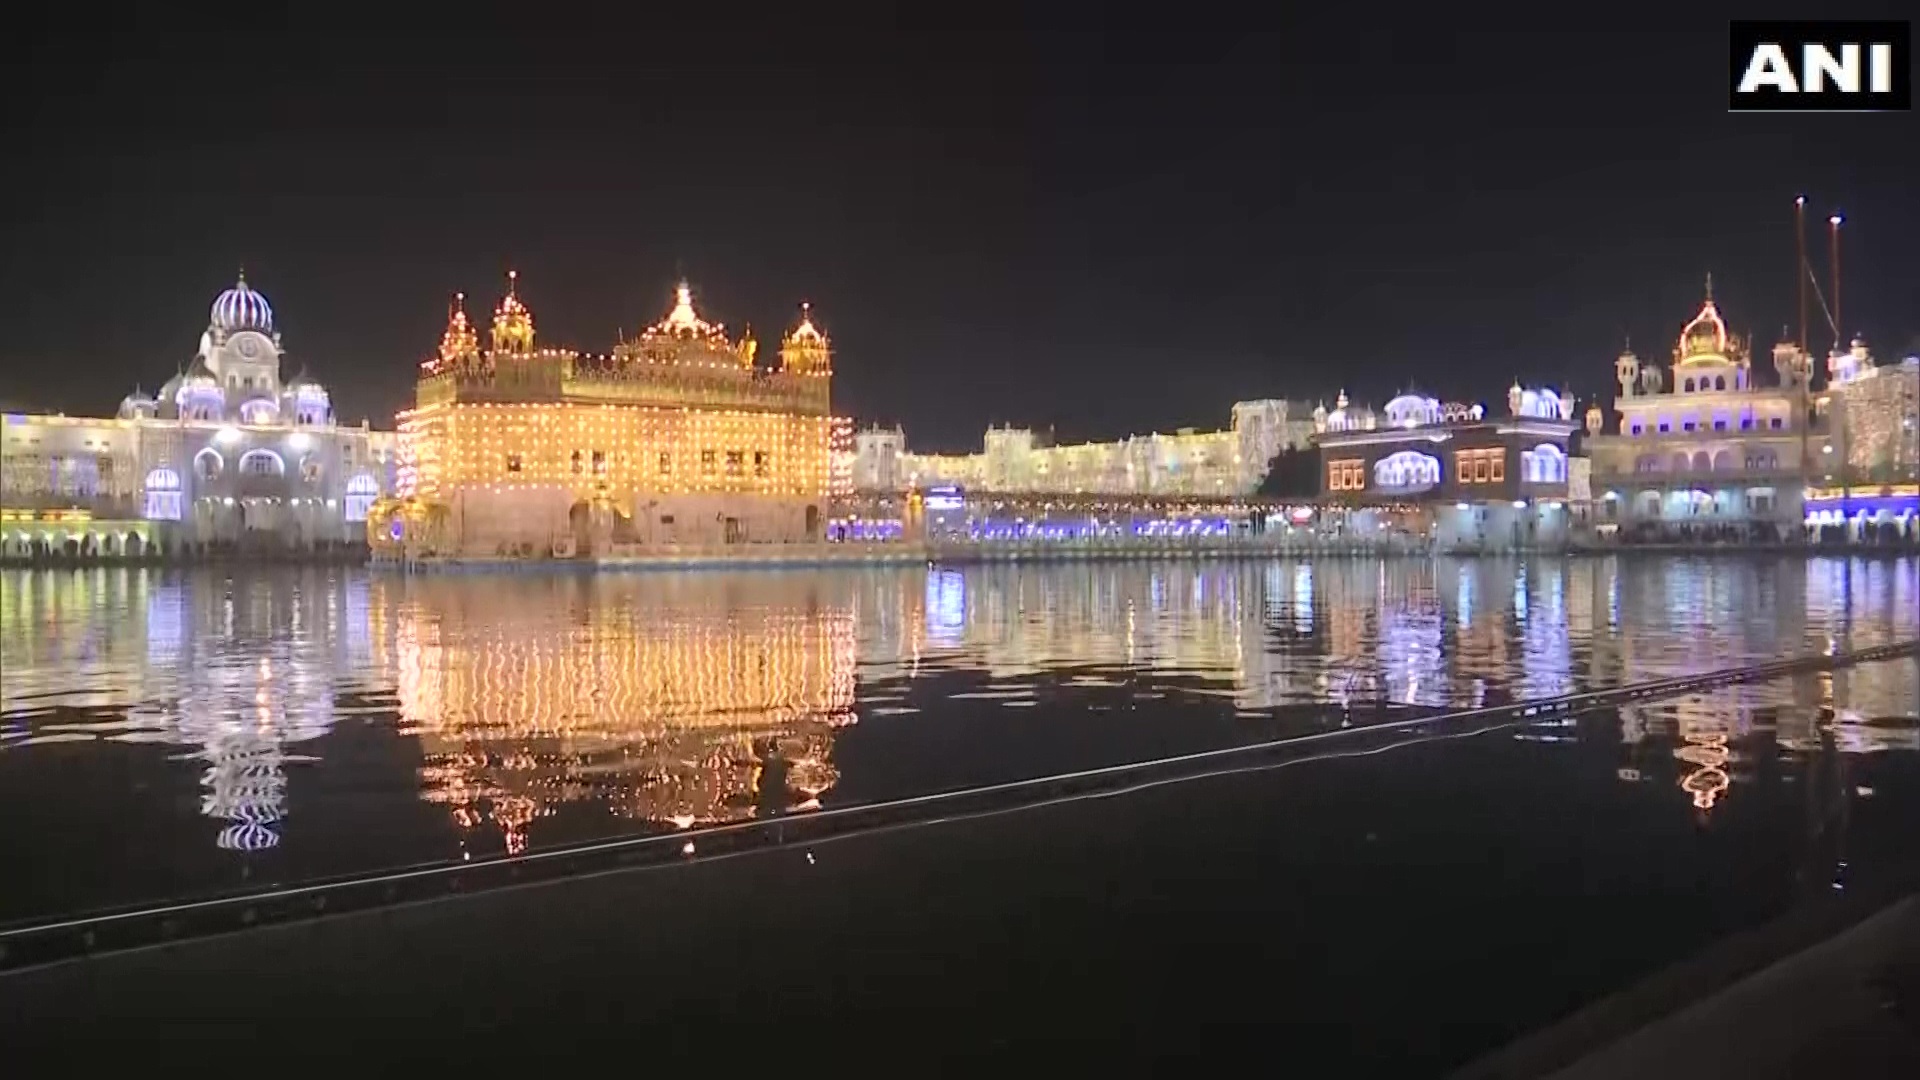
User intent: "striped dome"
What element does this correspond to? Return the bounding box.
[211,272,274,334]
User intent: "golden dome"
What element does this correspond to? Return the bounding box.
[1674,275,1746,365]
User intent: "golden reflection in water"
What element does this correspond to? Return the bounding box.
[389,577,857,852]
[1617,655,1920,814]
[2,558,1915,856]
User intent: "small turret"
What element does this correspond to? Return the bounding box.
[490,271,535,355]
[1584,401,1603,436]
[1771,337,1808,392]
[1615,341,1639,400]
[438,292,481,371]
[778,302,831,377]
[1637,361,1665,396]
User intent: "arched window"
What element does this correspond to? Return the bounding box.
[1692,451,1711,473]
[1528,444,1566,483]
[1634,454,1661,473]
[143,467,183,521]
[193,448,224,482]
[1682,378,1695,393]
[1711,449,1735,471]
[344,473,380,522]
[1714,375,1727,390]
[1671,452,1691,473]
[1371,451,1440,493]
[238,449,285,477]
[239,399,278,425]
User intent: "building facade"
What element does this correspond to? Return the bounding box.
[1584,282,1812,539]
[1806,342,1919,540]
[382,277,836,557]
[1821,343,1918,482]
[1312,384,1581,550]
[852,399,1315,497]
[1,274,396,559]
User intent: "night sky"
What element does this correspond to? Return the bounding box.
[6,15,1917,450]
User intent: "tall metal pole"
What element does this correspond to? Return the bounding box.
[1795,196,1808,355]
[1829,213,1843,355]
[1831,212,1848,539]
[1795,197,1811,546]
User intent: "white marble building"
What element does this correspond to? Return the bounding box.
[853,399,1316,496]
[1,273,396,558]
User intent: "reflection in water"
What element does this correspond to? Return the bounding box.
[392,577,856,854]
[0,570,370,852]
[0,558,1915,907]
[1616,656,1920,815]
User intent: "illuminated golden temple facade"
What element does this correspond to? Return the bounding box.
[386,275,835,556]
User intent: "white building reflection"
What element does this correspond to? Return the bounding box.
[0,569,369,851]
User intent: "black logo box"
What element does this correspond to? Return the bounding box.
[1729,20,1911,111]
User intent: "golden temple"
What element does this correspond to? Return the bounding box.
[386,274,836,556]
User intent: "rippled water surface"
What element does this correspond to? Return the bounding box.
[1,557,1916,924]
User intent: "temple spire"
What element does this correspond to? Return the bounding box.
[1703,271,1714,301]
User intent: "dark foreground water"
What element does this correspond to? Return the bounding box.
[2,663,1919,1071]
[2,557,1919,1065]
[1,557,1916,926]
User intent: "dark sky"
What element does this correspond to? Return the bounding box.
[6,14,1917,450]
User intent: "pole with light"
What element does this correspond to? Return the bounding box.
[1830,210,1849,537]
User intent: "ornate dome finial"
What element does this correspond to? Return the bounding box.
[1703,271,1713,301]
[668,281,701,329]
[439,291,481,368]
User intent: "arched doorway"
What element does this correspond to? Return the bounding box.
[568,500,593,554]
[805,504,821,539]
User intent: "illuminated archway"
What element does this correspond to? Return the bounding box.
[238,449,286,477]
[1523,444,1567,483]
[143,467,183,520]
[1372,451,1441,493]
[344,473,380,523]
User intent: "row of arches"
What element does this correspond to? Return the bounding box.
[1679,372,1745,393]
[141,465,381,522]
[1631,450,1780,474]
[1,531,152,561]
